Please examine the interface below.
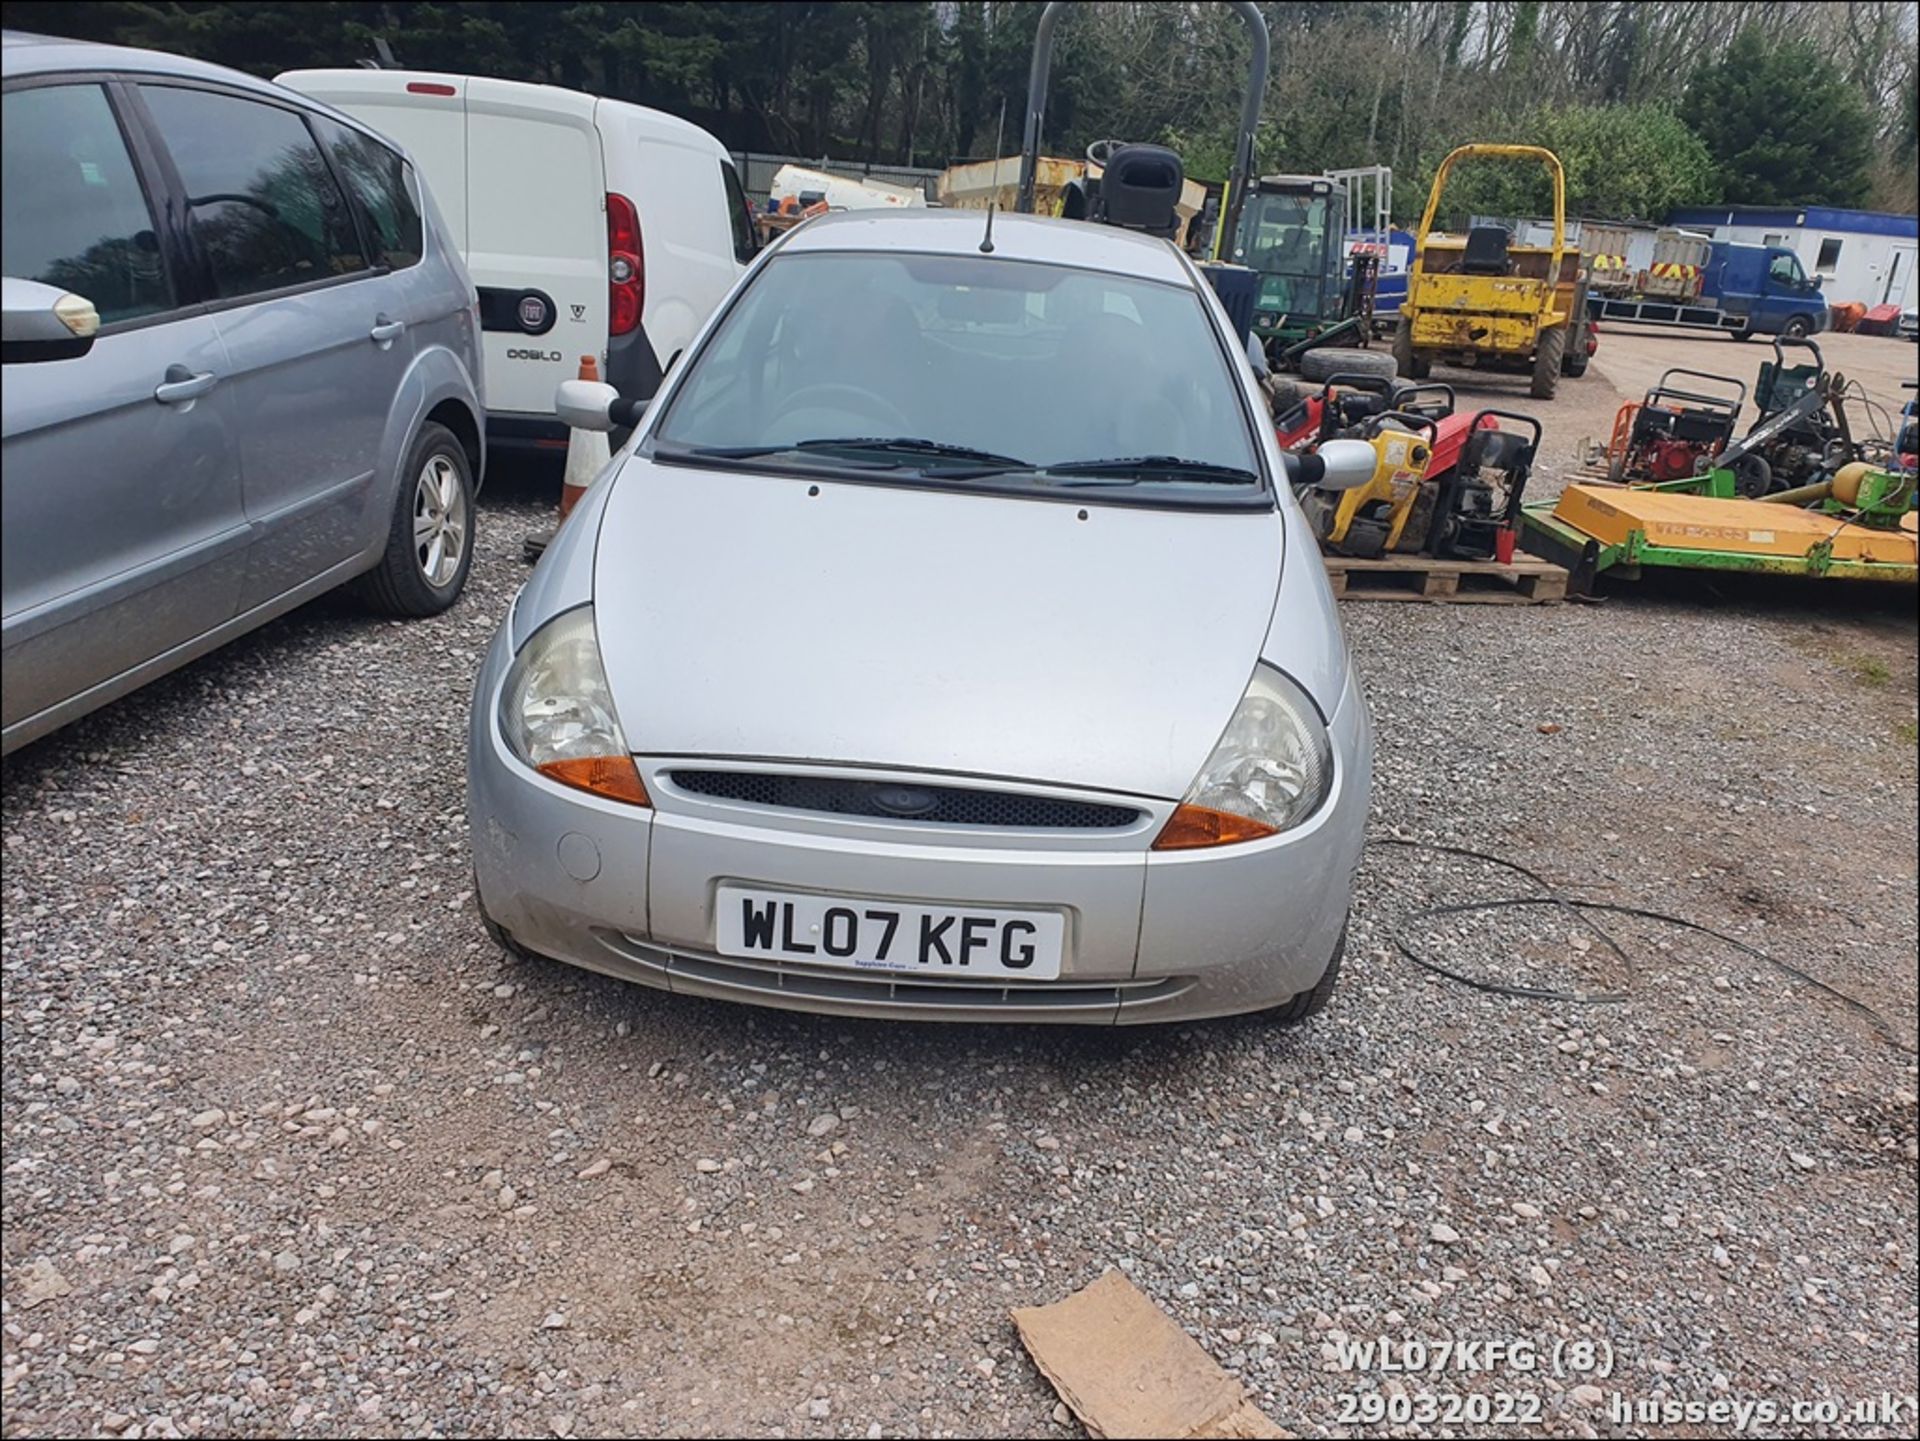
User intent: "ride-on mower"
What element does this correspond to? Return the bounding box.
[1726,336,1853,496]
[1225,169,1391,379]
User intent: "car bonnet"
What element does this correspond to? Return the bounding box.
[589,460,1287,800]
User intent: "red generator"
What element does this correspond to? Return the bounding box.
[1605,368,1745,484]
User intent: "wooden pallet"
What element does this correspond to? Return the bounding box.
[1323,548,1569,604]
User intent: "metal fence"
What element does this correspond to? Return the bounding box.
[730,150,946,206]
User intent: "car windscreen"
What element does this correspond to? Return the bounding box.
[648,250,1262,496]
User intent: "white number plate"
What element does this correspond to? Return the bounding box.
[715,886,1064,980]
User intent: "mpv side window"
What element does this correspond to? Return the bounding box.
[721,160,756,265]
[314,117,423,270]
[139,85,366,301]
[1,84,175,325]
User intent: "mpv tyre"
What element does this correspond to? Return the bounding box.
[358,421,476,617]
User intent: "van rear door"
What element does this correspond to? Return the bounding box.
[463,79,607,422]
[596,104,745,399]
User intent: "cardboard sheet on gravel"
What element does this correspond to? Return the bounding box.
[1012,1270,1291,1439]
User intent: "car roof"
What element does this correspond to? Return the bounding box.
[778,209,1196,286]
[2,29,374,133]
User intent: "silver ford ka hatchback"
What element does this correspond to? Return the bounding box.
[468,209,1372,1025]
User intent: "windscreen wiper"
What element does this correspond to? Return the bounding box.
[665,436,1031,473]
[1042,455,1260,485]
[787,436,1032,467]
[652,440,899,470]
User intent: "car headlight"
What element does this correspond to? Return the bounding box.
[1153,664,1331,849]
[499,606,649,805]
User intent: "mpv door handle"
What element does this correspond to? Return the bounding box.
[369,315,407,345]
[154,365,217,406]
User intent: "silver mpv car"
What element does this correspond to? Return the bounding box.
[2,31,484,754]
[470,209,1372,1026]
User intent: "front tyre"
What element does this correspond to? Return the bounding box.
[1267,923,1345,1026]
[356,421,476,617]
[1391,314,1430,379]
[1530,326,1565,400]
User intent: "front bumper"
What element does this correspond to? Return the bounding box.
[468,628,1371,1025]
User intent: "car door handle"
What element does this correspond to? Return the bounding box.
[369,316,407,344]
[154,366,218,405]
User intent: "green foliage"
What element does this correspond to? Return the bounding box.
[1415,104,1716,224]
[0,1,1905,217]
[1681,28,1876,207]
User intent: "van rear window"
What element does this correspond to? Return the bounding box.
[721,160,756,266]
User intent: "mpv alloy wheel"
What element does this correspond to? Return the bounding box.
[415,453,468,588]
[356,420,477,617]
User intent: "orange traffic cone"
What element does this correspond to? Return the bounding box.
[558,354,612,521]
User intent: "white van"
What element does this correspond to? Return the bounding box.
[277,69,755,451]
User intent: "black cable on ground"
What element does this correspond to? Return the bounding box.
[1369,835,1916,1055]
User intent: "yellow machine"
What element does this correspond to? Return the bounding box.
[1391,144,1590,400]
[1299,422,1434,556]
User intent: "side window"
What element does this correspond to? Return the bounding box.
[721,160,756,266]
[1,83,175,325]
[139,84,366,300]
[1769,254,1805,287]
[314,117,423,270]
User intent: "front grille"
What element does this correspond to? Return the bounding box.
[599,932,1195,1015]
[667,770,1141,830]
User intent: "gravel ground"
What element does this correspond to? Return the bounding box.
[4,416,1916,1439]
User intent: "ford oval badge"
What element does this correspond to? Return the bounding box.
[870,785,938,818]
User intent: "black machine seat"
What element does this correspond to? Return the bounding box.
[1460,225,1512,276]
[1098,143,1185,237]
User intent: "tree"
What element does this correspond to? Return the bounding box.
[1,1,1908,215]
[1681,28,1876,207]
[1412,103,1715,223]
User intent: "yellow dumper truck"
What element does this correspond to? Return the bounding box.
[1391,144,1592,399]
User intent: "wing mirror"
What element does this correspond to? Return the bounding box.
[1310,437,1379,491]
[2,277,100,364]
[554,378,647,432]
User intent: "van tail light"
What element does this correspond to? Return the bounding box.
[607,192,643,336]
